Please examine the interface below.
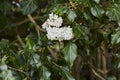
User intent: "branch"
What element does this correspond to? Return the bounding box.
[91,68,106,80]
[47,46,58,61]
[8,66,31,80]
[88,61,109,75]
[27,14,45,32]
[16,34,25,46]
[14,16,42,26]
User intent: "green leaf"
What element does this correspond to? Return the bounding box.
[0,63,7,71]
[25,38,36,51]
[83,10,94,25]
[20,0,37,15]
[67,10,77,22]
[52,63,75,80]
[111,30,120,45]
[30,54,41,68]
[40,66,51,80]
[53,6,67,16]
[73,0,91,6]
[62,43,77,67]
[0,70,16,80]
[0,56,8,71]
[61,67,75,80]
[22,78,27,80]
[114,53,120,69]
[0,1,12,15]
[107,76,116,80]
[94,0,100,3]
[106,4,120,25]
[90,5,104,18]
[0,39,9,51]
[73,25,85,39]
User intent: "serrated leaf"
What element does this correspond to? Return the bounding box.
[67,10,77,22]
[40,66,51,80]
[62,43,77,67]
[20,0,37,15]
[106,4,120,25]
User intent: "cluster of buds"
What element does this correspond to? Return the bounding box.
[42,13,74,41]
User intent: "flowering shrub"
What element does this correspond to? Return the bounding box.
[0,0,120,80]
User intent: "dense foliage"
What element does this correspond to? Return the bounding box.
[0,0,120,80]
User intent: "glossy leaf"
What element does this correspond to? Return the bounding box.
[0,70,16,80]
[111,30,120,45]
[0,56,8,71]
[53,6,67,16]
[25,38,36,51]
[90,5,104,18]
[67,10,77,22]
[29,54,41,68]
[20,0,37,15]
[94,0,100,3]
[61,67,75,80]
[52,62,75,80]
[73,24,85,39]
[62,43,77,67]
[40,66,51,80]
[107,4,120,25]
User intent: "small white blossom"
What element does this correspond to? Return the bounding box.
[46,26,74,41]
[47,13,63,27]
[42,13,63,29]
[42,13,74,41]
[42,21,49,29]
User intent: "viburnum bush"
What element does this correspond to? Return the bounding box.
[1,0,120,80]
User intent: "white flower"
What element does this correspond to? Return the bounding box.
[46,26,74,41]
[47,13,63,27]
[62,26,74,40]
[42,13,74,41]
[42,21,49,29]
[42,13,63,29]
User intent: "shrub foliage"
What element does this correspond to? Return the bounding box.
[0,0,120,80]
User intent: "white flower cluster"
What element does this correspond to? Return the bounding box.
[42,13,63,29]
[42,13,74,41]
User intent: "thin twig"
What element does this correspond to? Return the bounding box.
[88,61,109,74]
[47,46,58,61]
[14,16,42,26]
[27,14,45,32]
[16,34,25,46]
[91,68,106,80]
[8,66,31,80]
